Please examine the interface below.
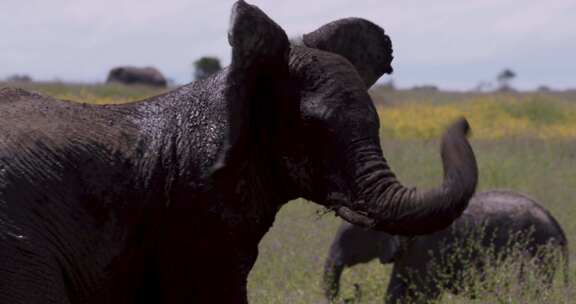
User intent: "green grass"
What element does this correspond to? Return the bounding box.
[500,96,570,126]
[0,81,164,104]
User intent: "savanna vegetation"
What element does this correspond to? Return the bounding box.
[1,81,575,303]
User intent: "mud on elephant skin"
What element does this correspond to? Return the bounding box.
[323,190,569,304]
[0,1,477,303]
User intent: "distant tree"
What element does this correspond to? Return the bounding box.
[474,81,493,92]
[6,74,32,83]
[193,56,222,81]
[380,79,396,91]
[412,85,438,92]
[537,85,551,93]
[496,68,516,91]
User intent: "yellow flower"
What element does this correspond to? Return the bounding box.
[376,96,576,140]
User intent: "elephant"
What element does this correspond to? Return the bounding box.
[323,190,569,304]
[106,66,167,87]
[0,1,478,303]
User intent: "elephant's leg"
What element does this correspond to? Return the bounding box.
[385,265,441,304]
[189,267,251,303]
[385,266,410,304]
[159,252,252,303]
[533,257,558,289]
[515,252,554,291]
[540,246,565,288]
[323,254,345,302]
[412,282,441,304]
[158,221,258,304]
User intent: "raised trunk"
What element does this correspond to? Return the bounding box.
[337,118,478,235]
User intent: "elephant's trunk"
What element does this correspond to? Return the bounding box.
[337,118,478,235]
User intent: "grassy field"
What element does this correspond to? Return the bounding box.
[2,82,575,303]
[250,89,576,303]
[0,81,164,104]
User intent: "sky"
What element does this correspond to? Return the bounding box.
[1,0,575,90]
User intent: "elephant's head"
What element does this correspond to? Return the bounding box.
[217,1,478,235]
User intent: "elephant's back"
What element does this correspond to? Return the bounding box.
[459,190,566,247]
[404,190,566,270]
[465,190,555,225]
[0,87,138,148]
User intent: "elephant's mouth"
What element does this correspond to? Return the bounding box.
[326,192,377,228]
[335,206,376,228]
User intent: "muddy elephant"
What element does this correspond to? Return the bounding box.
[323,190,569,303]
[0,1,478,303]
[106,66,167,87]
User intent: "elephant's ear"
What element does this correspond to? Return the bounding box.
[212,1,291,179]
[303,18,393,88]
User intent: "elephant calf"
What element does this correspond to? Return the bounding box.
[323,190,568,303]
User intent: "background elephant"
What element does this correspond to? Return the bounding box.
[106,66,167,87]
[323,190,569,303]
[0,1,478,303]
